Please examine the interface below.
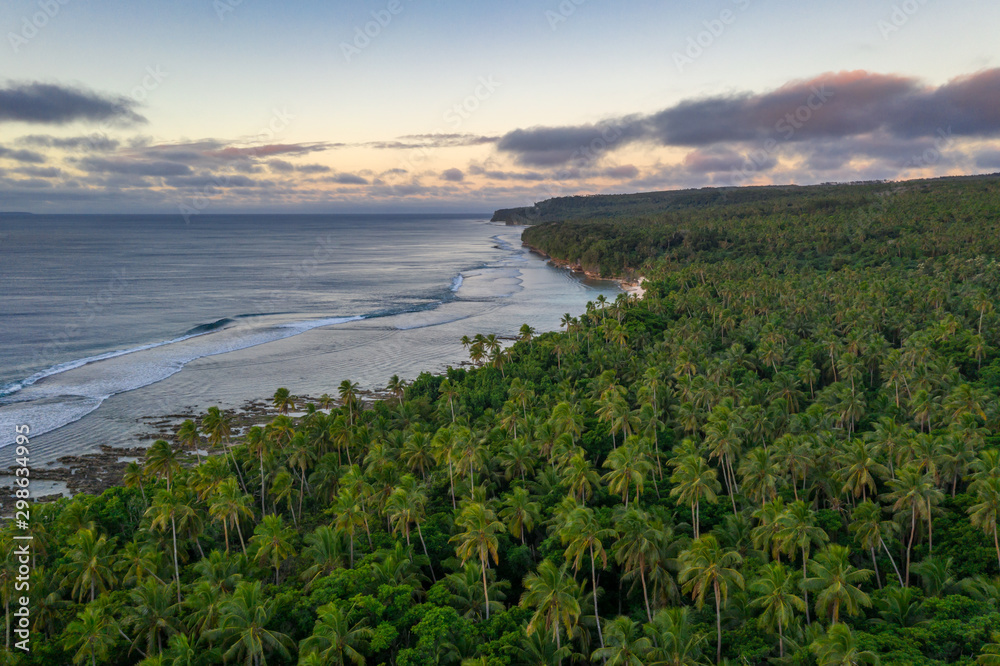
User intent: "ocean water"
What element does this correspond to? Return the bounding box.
[0,214,618,466]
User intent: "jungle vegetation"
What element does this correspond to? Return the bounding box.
[5,174,1000,665]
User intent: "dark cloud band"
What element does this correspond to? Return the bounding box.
[0,83,145,125]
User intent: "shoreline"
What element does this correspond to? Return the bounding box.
[521,241,646,299]
[0,389,400,506]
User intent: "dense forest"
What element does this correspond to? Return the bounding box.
[5,174,1000,665]
[520,175,1000,276]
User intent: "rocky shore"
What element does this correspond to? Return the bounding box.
[1,389,396,505]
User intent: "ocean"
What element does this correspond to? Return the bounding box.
[0,214,618,470]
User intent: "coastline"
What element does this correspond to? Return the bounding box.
[521,241,646,299]
[0,389,397,505]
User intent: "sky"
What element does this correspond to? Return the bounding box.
[0,0,998,213]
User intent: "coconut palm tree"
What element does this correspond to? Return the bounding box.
[562,454,601,503]
[750,562,805,657]
[175,419,202,465]
[450,502,505,620]
[145,488,194,604]
[121,578,177,656]
[209,477,253,555]
[500,486,541,546]
[777,500,829,623]
[591,616,652,666]
[385,477,436,580]
[123,461,149,506]
[679,535,744,664]
[272,387,295,414]
[202,406,246,490]
[803,545,873,625]
[613,507,661,623]
[738,446,782,508]
[520,560,582,661]
[669,454,721,539]
[338,379,360,426]
[810,623,879,666]
[207,581,294,666]
[300,525,346,589]
[299,602,373,665]
[251,515,296,585]
[331,488,370,568]
[115,540,166,588]
[62,528,117,603]
[644,606,709,666]
[970,476,1000,572]
[560,505,615,650]
[850,500,902,588]
[836,439,889,502]
[603,440,653,508]
[886,465,941,585]
[979,633,1000,666]
[386,374,406,405]
[144,440,180,491]
[62,605,119,666]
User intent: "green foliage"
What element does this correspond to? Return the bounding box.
[10,174,1000,665]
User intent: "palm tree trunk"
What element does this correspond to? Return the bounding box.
[481,559,490,621]
[802,549,810,624]
[235,519,247,555]
[905,507,916,586]
[448,461,456,510]
[871,546,882,589]
[416,523,436,582]
[693,501,699,539]
[778,615,784,658]
[714,579,723,664]
[227,440,248,493]
[927,500,933,553]
[260,450,267,516]
[993,525,1000,573]
[223,521,230,553]
[640,557,652,623]
[590,545,604,649]
[878,537,903,588]
[171,516,181,604]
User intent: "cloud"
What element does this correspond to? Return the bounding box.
[78,157,193,177]
[602,164,641,179]
[496,120,645,167]
[0,145,46,163]
[684,147,765,174]
[363,133,499,150]
[17,134,121,152]
[441,168,465,182]
[329,173,369,185]
[297,163,331,174]
[496,68,1000,166]
[268,159,295,173]
[17,166,62,178]
[207,142,333,159]
[974,149,1000,170]
[0,83,145,125]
